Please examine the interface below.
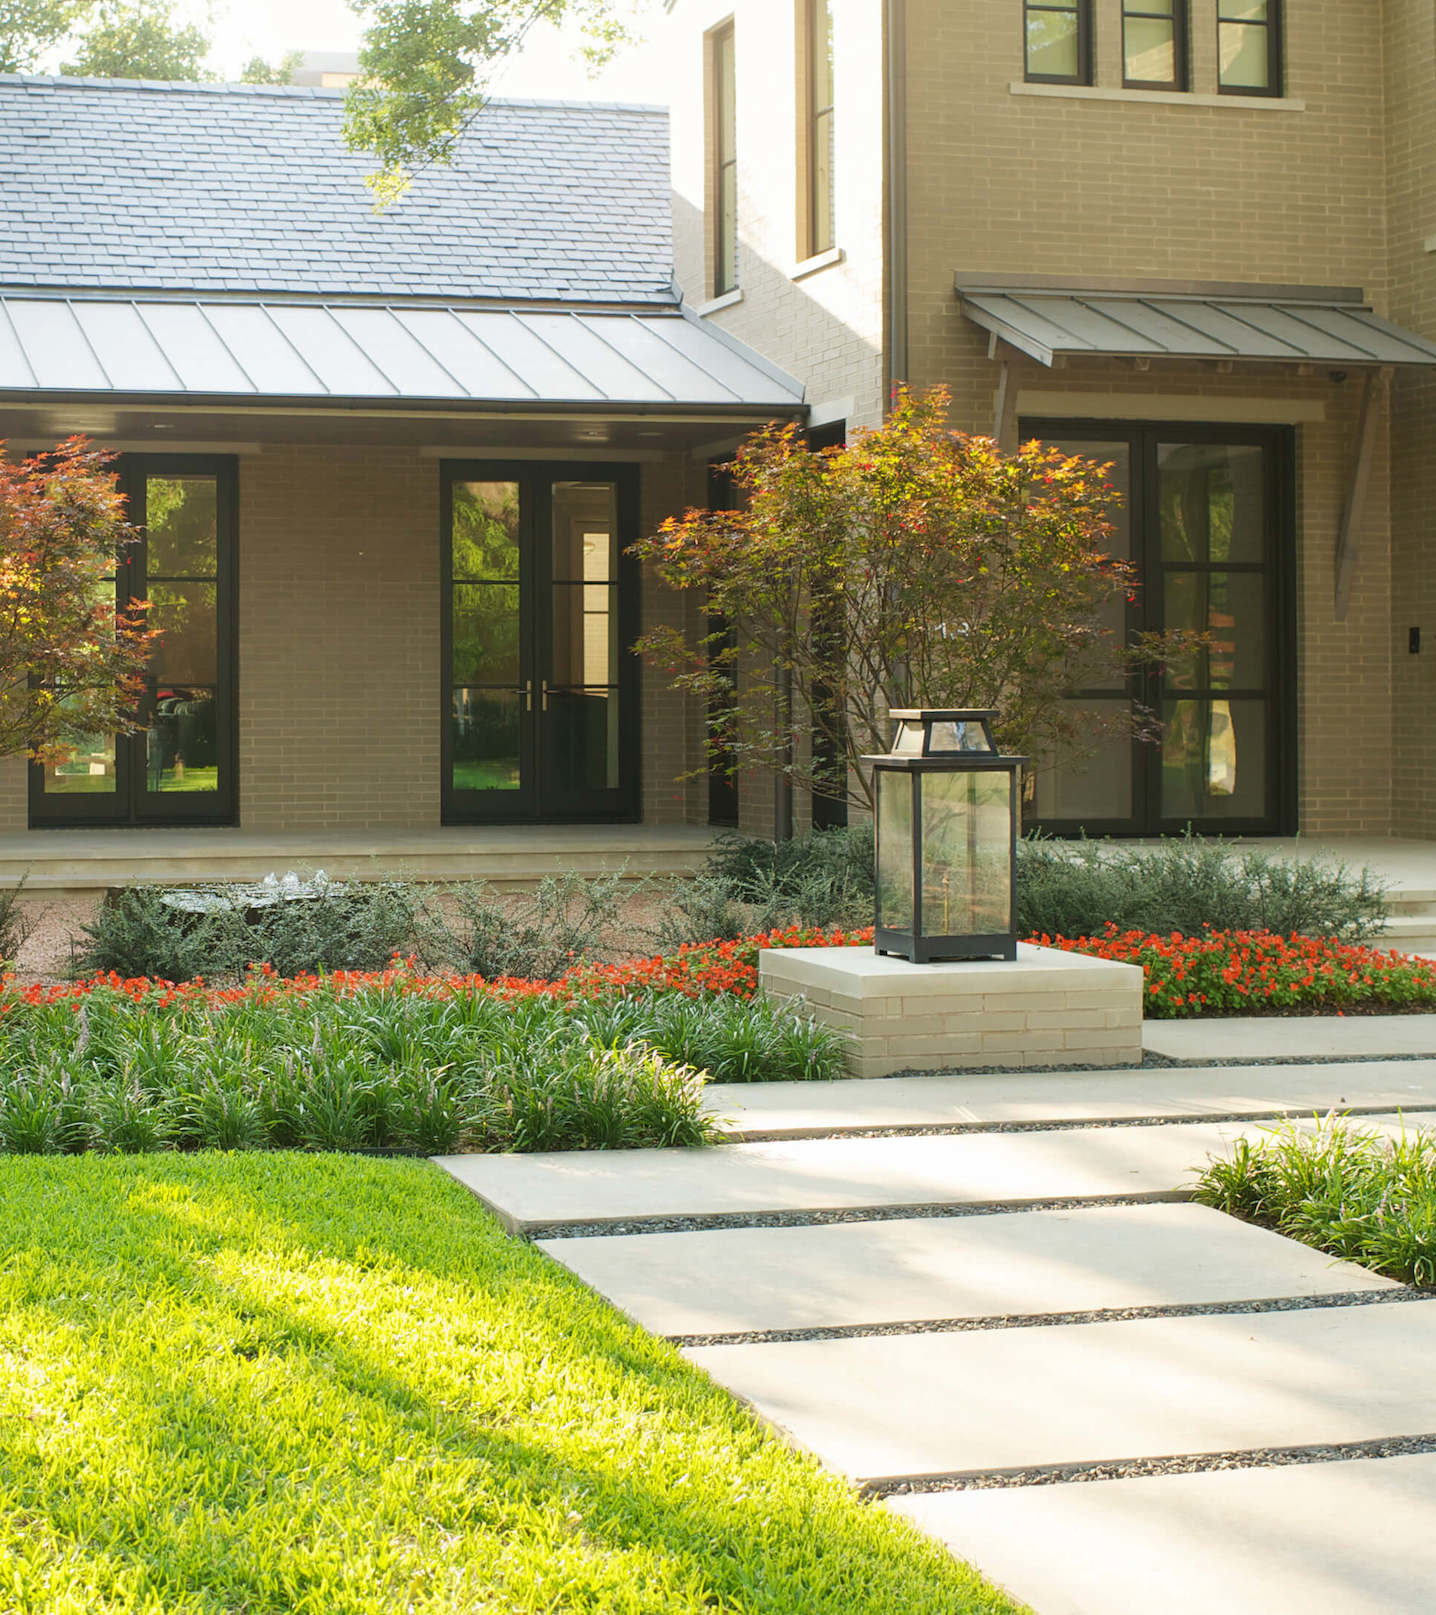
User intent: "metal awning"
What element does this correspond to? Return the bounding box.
[957,282,1436,369]
[0,294,804,412]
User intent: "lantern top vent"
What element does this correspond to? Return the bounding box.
[887,709,1002,760]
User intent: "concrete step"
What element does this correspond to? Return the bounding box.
[541,1202,1395,1339]
[892,1455,1436,1615]
[705,1063,1436,1140]
[437,1118,1279,1234]
[1143,1016,1436,1061]
[684,1300,1436,1488]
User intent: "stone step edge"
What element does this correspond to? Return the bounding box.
[865,1431,1436,1498]
[713,1102,1436,1144]
[667,1287,1423,1349]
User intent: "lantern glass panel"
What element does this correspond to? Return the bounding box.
[929,718,993,754]
[919,770,1012,936]
[893,721,925,755]
[876,768,915,929]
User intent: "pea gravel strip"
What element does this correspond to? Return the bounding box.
[725,1102,1428,1144]
[526,1190,1191,1241]
[866,1432,1436,1497]
[667,1286,1429,1349]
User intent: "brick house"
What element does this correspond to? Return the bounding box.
[663,0,1436,840]
[0,74,799,862]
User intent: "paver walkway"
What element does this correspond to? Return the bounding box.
[435,1057,1436,1615]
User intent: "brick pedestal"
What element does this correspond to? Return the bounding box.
[759,943,1144,1077]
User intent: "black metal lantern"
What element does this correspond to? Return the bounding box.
[865,709,1026,963]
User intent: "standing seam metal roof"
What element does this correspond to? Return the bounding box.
[0,75,676,305]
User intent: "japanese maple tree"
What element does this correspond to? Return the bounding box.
[633,386,1177,812]
[0,439,157,768]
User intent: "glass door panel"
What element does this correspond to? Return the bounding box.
[443,465,637,822]
[32,457,235,827]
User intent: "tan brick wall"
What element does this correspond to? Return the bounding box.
[1385,1,1436,838]
[665,0,888,432]
[895,0,1396,835]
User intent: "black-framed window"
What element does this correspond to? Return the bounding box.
[803,0,835,256]
[1218,0,1281,96]
[1022,421,1295,839]
[711,21,738,296]
[1024,0,1092,85]
[1122,0,1187,89]
[31,454,238,828]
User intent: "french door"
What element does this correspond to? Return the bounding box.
[1024,422,1295,837]
[31,455,237,827]
[441,462,640,822]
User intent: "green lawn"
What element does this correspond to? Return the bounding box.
[0,1153,1024,1614]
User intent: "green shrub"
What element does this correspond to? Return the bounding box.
[1016,835,1387,941]
[1196,1118,1436,1286]
[436,868,630,980]
[657,826,874,945]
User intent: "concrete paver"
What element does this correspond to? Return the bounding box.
[1144,1015,1436,1061]
[705,1062,1436,1138]
[683,1300,1436,1485]
[541,1202,1394,1337]
[890,1455,1436,1615]
[436,1119,1257,1232]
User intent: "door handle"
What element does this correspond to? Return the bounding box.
[541,679,550,711]
[523,680,534,712]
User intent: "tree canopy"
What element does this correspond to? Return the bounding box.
[0,0,299,82]
[345,0,642,204]
[633,387,1190,812]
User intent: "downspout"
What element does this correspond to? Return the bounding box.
[883,0,909,402]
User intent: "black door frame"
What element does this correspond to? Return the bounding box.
[1022,418,1298,838]
[29,453,239,829]
[440,460,642,824]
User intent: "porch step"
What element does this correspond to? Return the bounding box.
[0,825,718,893]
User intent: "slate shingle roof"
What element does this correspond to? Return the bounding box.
[0,75,676,304]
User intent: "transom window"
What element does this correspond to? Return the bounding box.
[1219,0,1281,96]
[1023,0,1092,85]
[1123,0,1187,90]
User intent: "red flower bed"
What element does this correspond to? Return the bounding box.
[1037,926,1436,1018]
[7,925,1431,1020]
[2,924,877,1011]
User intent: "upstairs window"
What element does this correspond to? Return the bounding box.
[1219,0,1281,96]
[1024,1,1092,85]
[804,0,836,257]
[1123,0,1187,89]
[711,22,738,295]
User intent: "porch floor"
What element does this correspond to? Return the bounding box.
[0,823,720,893]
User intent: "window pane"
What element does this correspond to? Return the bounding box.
[1125,16,1176,82]
[876,769,914,931]
[810,0,835,252]
[145,476,216,577]
[1162,698,1266,820]
[43,696,118,795]
[919,771,1013,937]
[452,584,520,685]
[452,689,521,792]
[1026,11,1080,79]
[1159,443,1267,564]
[1163,571,1267,691]
[1219,21,1269,87]
[1219,1,1268,19]
[546,689,619,792]
[148,688,218,794]
[1041,437,1131,642]
[714,26,738,293]
[812,109,835,253]
[452,481,519,580]
[551,481,617,581]
[551,583,618,687]
[148,581,217,685]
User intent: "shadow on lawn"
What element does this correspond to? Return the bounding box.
[0,1153,1018,1614]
